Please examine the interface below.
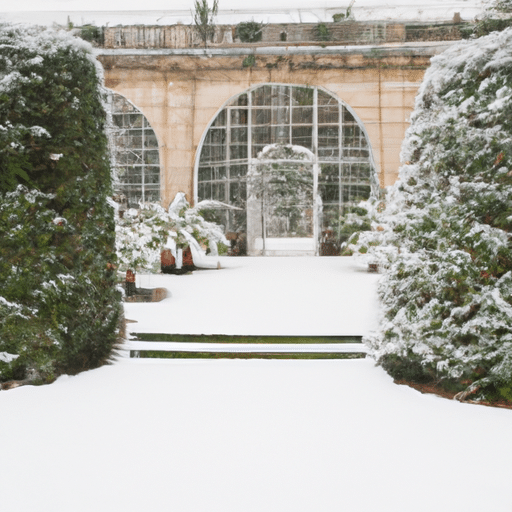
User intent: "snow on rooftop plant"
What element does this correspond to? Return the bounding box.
[357,26,512,405]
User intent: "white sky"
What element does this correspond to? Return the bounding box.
[4,0,352,11]
[1,0,488,20]
[0,1,488,26]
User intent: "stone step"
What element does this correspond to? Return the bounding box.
[125,340,368,359]
[128,341,367,353]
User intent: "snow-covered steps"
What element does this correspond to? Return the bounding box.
[129,348,367,360]
[126,335,368,359]
[129,334,363,344]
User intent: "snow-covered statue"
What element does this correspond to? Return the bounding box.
[115,193,229,278]
[163,193,229,271]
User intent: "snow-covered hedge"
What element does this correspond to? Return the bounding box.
[358,27,512,403]
[0,25,121,384]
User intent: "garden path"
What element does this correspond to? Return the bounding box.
[123,256,381,337]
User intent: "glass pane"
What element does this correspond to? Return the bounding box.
[252,126,271,145]
[230,145,248,160]
[319,164,339,181]
[292,107,313,124]
[230,108,248,126]
[126,168,142,184]
[273,107,290,124]
[272,85,290,105]
[319,183,339,203]
[342,125,359,147]
[208,128,226,144]
[209,145,226,162]
[341,163,352,179]
[353,163,371,180]
[254,108,271,125]
[195,84,376,237]
[144,150,159,165]
[144,133,158,148]
[321,204,342,226]
[343,109,355,124]
[145,190,160,202]
[144,170,160,184]
[229,209,247,234]
[252,145,267,158]
[318,126,339,146]
[292,87,314,106]
[291,126,312,149]
[271,125,290,144]
[230,164,248,177]
[211,110,226,127]
[198,182,211,200]
[125,151,143,164]
[252,85,273,106]
[229,182,242,202]
[231,127,248,143]
[200,146,211,161]
[212,165,227,180]
[318,90,338,106]
[318,106,339,124]
[128,114,143,128]
[126,129,143,146]
[107,91,161,205]
[346,148,369,158]
[347,185,371,202]
[212,183,226,201]
[199,166,212,181]
[235,93,248,107]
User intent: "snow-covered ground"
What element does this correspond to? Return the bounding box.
[1,256,512,512]
[125,256,380,336]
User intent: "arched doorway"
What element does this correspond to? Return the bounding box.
[104,90,161,208]
[248,144,318,256]
[194,84,378,255]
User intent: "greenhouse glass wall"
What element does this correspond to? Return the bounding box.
[105,91,161,208]
[195,84,378,256]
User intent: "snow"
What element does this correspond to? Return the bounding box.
[0,351,18,363]
[125,256,381,336]
[128,340,367,352]
[1,361,512,511]
[1,256,512,512]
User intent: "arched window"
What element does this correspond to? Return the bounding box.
[105,91,160,208]
[195,84,378,255]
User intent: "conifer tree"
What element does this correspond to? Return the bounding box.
[0,25,121,385]
[193,0,219,48]
[350,26,512,405]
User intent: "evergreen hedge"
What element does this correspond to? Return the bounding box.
[0,25,121,385]
[349,27,512,404]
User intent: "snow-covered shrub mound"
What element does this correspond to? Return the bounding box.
[115,194,229,273]
[0,25,121,385]
[362,27,512,403]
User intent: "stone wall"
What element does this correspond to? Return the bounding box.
[99,48,432,206]
[102,21,469,49]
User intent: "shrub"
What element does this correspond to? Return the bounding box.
[78,25,104,45]
[0,25,121,384]
[193,0,218,48]
[314,23,331,42]
[236,21,264,43]
[242,54,256,68]
[361,27,512,404]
